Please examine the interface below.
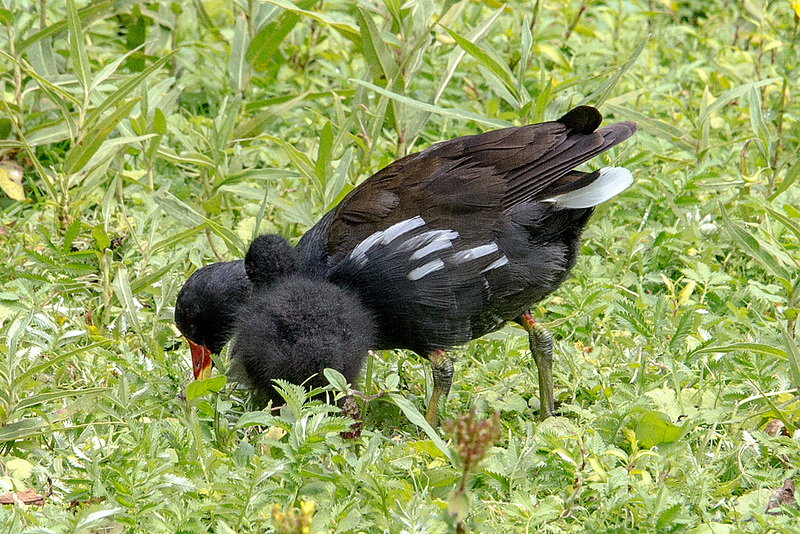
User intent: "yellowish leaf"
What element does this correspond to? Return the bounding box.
[0,160,24,201]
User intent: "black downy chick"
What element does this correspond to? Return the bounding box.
[232,235,376,404]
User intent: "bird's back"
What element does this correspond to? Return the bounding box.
[303,108,635,353]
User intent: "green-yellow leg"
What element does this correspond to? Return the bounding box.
[425,349,453,426]
[515,312,555,420]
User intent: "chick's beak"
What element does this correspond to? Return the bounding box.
[189,339,213,381]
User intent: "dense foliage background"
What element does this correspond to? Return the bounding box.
[1,0,799,532]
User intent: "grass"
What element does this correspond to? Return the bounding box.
[1,0,799,532]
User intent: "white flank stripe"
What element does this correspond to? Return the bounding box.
[481,255,509,273]
[407,259,445,280]
[349,231,384,264]
[410,233,454,260]
[451,242,499,264]
[381,216,425,244]
[398,229,459,253]
[547,167,633,209]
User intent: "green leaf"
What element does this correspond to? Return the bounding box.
[154,192,245,256]
[323,368,348,391]
[62,218,82,253]
[697,77,780,125]
[214,95,241,156]
[16,1,112,54]
[247,0,318,68]
[64,98,140,175]
[357,7,398,81]
[691,342,786,359]
[635,410,682,448]
[431,6,503,105]
[0,117,11,139]
[234,411,274,429]
[442,26,517,101]
[262,0,360,44]
[156,147,216,169]
[351,79,511,129]
[315,121,333,183]
[84,53,173,129]
[186,375,227,402]
[146,108,167,160]
[771,149,800,199]
[113,266,143,339]
[229,15,250,92]
[15,343,103,386]
[719,203,791,283]
[582,35,648,108]
[748,86,771,162]
[387,393,455,464]
[66,0,91,93]
[669,311,693,353]
[92,224,111,251]
[781,326,800,391]
[281,139,322,196]
[13,388,105,413]
[604,103,696,153]
[0,418,48,442]
[325,147,353,209]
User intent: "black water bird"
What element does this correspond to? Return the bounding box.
[175,106,636,424]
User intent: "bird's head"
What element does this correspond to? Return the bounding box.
[174,260,251,381]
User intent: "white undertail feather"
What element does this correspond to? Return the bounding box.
[547,167,633,209]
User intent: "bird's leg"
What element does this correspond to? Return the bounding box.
[515,312,555,420]
[425,349,453,426]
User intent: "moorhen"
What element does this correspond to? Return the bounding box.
[176,105,636,424]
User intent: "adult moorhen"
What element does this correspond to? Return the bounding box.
[176,105,636,424]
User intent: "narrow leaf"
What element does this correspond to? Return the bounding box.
[315,121,333,182]
[697,77,780,125]
[443,26,517,100]
[719,203,790,282]
[229,15,250,92]
[781,326,800,391]
[113,266,143,338]
[351,79,511,128]
[605,103,696,153]
[247,0,318,68]
[388,393,455,464]
[262,0,360,43]
[582,35,648,108]
[66,0,91,93]
[17,1,112,54]
[64,98,140,175]
[84,54,173,128]
[691,342,786,359]
[357,7,398,80]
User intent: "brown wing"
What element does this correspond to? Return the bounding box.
[326,106,636,256]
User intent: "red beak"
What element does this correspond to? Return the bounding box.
[189,339,213,380]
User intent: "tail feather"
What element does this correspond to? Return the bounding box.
[545,167,633,209]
